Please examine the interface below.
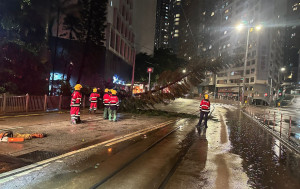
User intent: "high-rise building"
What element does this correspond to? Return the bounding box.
[105,0,136,82]
[154,0,172,49]
[155,0,205,59]
[206,0,287,105]
[284,0,300,84]
[51,0,136,87]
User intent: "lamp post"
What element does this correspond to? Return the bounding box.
[236,23,262,104]
[147,67,154,91]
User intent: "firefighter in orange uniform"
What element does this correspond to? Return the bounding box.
[197,94,210,128]
[89,88,100,113]
[70,84,82,124]
[103,88,110,119]
[109,90,119,122]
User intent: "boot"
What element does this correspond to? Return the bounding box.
[76,117,82,124]
[71,118,76,125]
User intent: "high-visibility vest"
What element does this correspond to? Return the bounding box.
[103,93,110,106]
[200,99,210,112]
[70,91,82,107]
[109,95,119,107]
[90,93,100,103]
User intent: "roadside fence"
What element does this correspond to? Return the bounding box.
[0,93,91,114]
[244,106,300,152]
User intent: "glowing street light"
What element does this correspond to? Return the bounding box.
[280,67,286,72]
[182,69,186,74]
[255,25,262,31]
[236,24,244,31]
[235,22,263,103]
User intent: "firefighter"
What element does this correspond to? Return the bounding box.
[109,90,119,122]
[103,88,110,119]
[89,88,100,113]
[70,84,82,124]
[197,94,210,128]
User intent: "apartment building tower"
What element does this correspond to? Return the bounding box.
[206,0,287,105]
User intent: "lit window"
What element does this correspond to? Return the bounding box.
[209,45,212,49]
[175,18,180,21]
[203,12,206,15]
[225,9,229,14]
[176,14,180,17]
[174,34,179,37]
[175,22,179,25]
[110,0,112,6]
[225,16,229,20]
[175,30,179,33]
[176,0,181,1]
[224,30,227,35]
[227,43,230,47]
[293,7,297,11]
[211,12,215,16]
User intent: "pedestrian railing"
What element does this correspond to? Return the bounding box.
[0,93,90,114]
[244,106,300,151]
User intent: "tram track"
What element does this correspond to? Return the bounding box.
[90,118,200,189]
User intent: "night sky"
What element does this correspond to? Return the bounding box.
[133,0,157,55]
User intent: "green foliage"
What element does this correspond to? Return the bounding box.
[59,80,72,96]
[120,55,229,111]
[0,42,49,95]
[135,48,187,83]
[80,85,92,96]
[61,0,108,83]
[77,0,108,45]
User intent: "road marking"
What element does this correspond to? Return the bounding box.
[105,120,176,147]
[0,113,46,119]
[0,119,176,183]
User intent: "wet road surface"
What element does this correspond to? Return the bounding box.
[1,99,300,189]
[227,109,300,189]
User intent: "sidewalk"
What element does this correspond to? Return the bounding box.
[0,110,172,173]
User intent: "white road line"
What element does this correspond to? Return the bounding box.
[0,120,176,183]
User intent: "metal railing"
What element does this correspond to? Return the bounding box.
[244,106,300,151]
[0,93,89,114]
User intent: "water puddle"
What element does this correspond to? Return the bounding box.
[226,110,300,189]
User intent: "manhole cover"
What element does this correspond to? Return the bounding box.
[17,151,60,162]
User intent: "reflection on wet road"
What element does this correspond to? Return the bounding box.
[227,109,300,188]
[1,100,300,189]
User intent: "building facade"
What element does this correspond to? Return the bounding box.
[50,0,136,89]
[205,0,287,104]
[154,0,172,49]
[285,0,300,84]
[105,0,136,83]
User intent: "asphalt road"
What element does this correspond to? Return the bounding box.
[0,98,299,189]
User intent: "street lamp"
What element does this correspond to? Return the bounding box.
[235,22,262,103]
[182,69,186,74]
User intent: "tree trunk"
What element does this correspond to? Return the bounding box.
[76,1,93,84]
